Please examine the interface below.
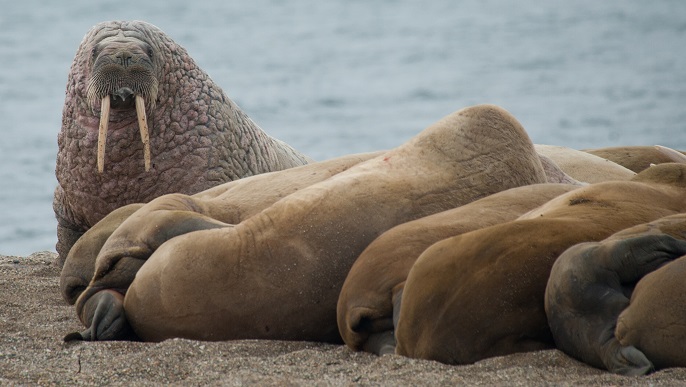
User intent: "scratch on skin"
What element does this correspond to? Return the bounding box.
[569,198,592,206]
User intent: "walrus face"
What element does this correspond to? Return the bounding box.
[86,32,158,173]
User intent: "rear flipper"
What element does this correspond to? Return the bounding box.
[357,289,404,355]
[64,289,138,342]
[362,331,396,355]
[599,338,653,376]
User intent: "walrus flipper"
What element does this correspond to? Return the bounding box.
[607,234,686,283]
[363,331,397,356]
[546,231,686,375]
[599,339,653,376]
[65,290,138,342]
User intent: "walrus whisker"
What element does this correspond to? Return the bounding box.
[135,95,151,171]
[97,95,110,173]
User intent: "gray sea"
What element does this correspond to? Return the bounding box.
[1,0,685,256]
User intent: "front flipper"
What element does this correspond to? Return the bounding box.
[64,289,138,342]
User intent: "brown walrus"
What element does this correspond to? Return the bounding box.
[545,214,686,375]
[534,144,636,183]
[66,104,549,343]
[337,182,580,355]
[59,151,382,306]
[394,163,686,365]
[583,145,686,173]
[54,20,311,266]
[617,246,686,371]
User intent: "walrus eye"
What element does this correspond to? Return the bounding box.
[143,44,154,59]
[91,46,99,61]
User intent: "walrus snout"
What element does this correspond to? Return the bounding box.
[111,87,136,109]
[87,43,157,173]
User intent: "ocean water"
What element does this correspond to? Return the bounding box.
[1,0,685,256]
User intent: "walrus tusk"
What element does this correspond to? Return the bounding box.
[135,95,151,171]
[97,95,110,173]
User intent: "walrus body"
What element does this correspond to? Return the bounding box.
[337,182,580,355]
[617,241,686,370]
[583,145,686,173]
[70,104,549,343]
[59,151,381,306]
[394,163,686,365]
[54,20,311,266]
[546,214,686,375]
[534,144,635,183]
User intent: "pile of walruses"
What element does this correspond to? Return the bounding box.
[57,21,686,378]
[58,103,686,377]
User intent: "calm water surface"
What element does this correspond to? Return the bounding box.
[1,0,685,255]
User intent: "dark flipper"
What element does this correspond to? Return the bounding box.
[64,290,138,342]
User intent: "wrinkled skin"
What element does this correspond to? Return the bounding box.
[546,214,686,376]
[54,20,311,266]
[395,163,686,366]
[60,152,381,308]
[67,104,549,343]
[337,183,579,355]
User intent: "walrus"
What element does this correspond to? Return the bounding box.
[54,20,312,267]
[545,214,686,375]
[583,145,686,173]
[534,144,636,183]
[394,163,686,365]
[337,182,580,355]
[617,245,686,371]
[66,104,549,343]
[59,151,382,305]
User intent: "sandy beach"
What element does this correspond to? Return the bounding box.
[1,252,685,386]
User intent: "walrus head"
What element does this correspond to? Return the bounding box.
[86,29,158,173]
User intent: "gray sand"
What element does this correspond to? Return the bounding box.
[2,252,685,386]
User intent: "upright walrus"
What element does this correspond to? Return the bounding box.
[67,104,549,343]
[394,163,686,365]
[54,20,312,266]
[545,214,686,376]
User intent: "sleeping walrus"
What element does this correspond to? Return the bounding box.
[66,104,549,343]
[545,214,686,376]
[583,145,686,173]
[394,163,686,365]
[60,151,382,306]
[337,182,580,355]
[54,20,311,266]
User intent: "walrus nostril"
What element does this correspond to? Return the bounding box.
[112,87,134,103]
